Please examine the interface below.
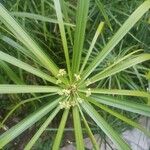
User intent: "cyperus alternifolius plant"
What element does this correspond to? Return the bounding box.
[0,0,150,149]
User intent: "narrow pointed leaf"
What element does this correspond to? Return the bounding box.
[25,107,60,150]
[83,49,142,85]
[81,101,131,150]
[92,95,150,117]
[60,0,73,44]
[0,51,57,84]
[79,107,99,150]
[40,1,46,41]
[53,0,71,79]
[72,0,90,74]
[80,22,104,74]
[0,60,23,84]
[0,98,60,148]
[1,94,54,126]
[95,0,112,30]
[0,85,61,94]
[0,35,34,60]
[79,88,150,99]
[89,99,150,138]
[89,54,150,84]
[11,12,75,27]
[73,106,85,150]
[0,4,59,76]
[52,109,69,150]
[81,0,150,81]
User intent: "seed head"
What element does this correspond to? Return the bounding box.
[62,89,71,96]
[86,79,92,86]
[86,88,91,97]
[56,79,62,84]
[74,74,81,81]
[57,69,66,77]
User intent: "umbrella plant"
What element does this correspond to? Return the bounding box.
[0,0,150,149]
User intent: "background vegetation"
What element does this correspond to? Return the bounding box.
[0,0,150,149]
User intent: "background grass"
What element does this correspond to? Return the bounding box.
[0,0,150,149]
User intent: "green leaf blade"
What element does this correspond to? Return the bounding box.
[80,22,104,74]
[89,100,150,138]
[92,95,150,117]
[0,51,57,84]
[0,98,60,148]
[0,4,59,77]
[53,0,71,80]
[79,88,150,99]
[24,107,60,150]
[81,101,131,150]
[81,0,150,81]
[0,85,60,94]
[73,106,85,150]
[52,109,69,150]
[89,54,150,84]
[11,12,75,27]
[72,0,90,75]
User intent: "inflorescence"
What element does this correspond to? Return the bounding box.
[56,69,91,109]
